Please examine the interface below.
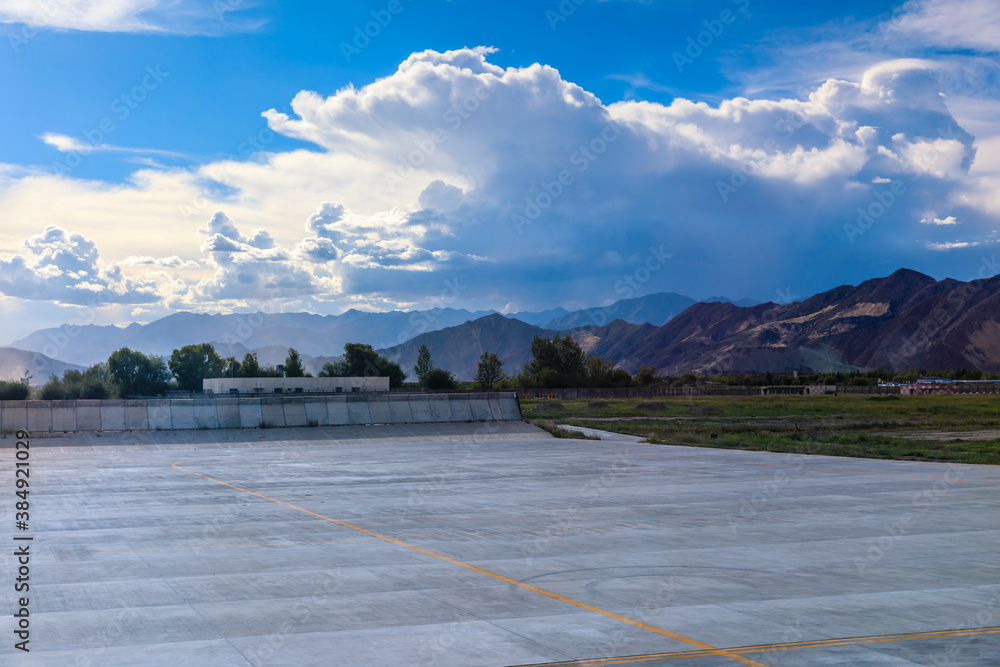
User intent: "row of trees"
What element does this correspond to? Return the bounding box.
[34,341,408,400]
[407,336,660,391]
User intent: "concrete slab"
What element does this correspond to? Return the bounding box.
[1,400,27,433]
[449,395,474,422]
[387,397,414,424]
[169,401,197,430]
[428,396,454,422]
[282,399,308,427]
[499,395,521,420]
[469,397,494,421]
[367,397,393,424]
[5,428,999,666]
[238,399,263,429]
[303,398,329,426]
[99,401,125,431]
[215,399,241,429]
[347,398,373,425]
[147,402,171,431]
[259,399,285,429]
[50,400,77,432]
[26,400,52,433]
[326,397,350,426]
[488,395,503,420]
[125,401,151,430]
[408,398,433,423]
[75,400,102,431]
[192,401,218,430]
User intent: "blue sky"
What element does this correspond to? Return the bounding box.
[1,0,999,340]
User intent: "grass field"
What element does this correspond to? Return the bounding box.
[522,394,1000,464]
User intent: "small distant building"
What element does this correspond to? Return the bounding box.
[203,377,389,395]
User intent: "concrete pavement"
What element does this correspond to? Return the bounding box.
[1,423,998,666]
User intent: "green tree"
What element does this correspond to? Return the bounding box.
[474,351,504,389]
[585,356,616,388]
[0,378,30,400]
[423,367,457,390]
[239,352,262,378]
[634,365,659,387]
[318,360,347,377]
[284,348,305,377]
[415,344,433,383]
[108,348,171,397]
[526,335,586,387]
[169,343,225,392]
[341,343,406,388]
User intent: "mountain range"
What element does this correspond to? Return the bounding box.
[4,292,732,371]
[4,269,998,382]
[380,269,1000,378]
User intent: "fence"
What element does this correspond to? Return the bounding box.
[514,385,905,400]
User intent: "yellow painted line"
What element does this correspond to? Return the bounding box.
[512,625,1000,666]
[171,461,770,667]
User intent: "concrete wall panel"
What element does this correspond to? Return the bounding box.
[169,402,196,430]
[51,401,77,432]
[100,402,126,431]
[347,399,373,425]
[499,396,521,421]
[126,401,151,430]
[408,399,433,423]
[488,396,503,420]
[469,398,493,421]
[326,398,350,425]
[449,396,474,422]
[148,402,172,430]
[429,397,453,422]
[367,398,393,424]
[239,400,263,429]
[26,401,51,433]
[76,401,102,431]
[193,401,218,429]
[1,402,28,433]
[388,399,413,424]
[304,398,329,426]
[216,399,241,429]
[283,400,308,427]
[260,400,285,428]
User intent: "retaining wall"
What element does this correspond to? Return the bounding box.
[0,393,521,433]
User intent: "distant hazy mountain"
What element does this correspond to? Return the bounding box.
[380,314,555,381]
[543,292,698,329]
[503,307,569,327]
[8,308,496,367]
[0,348,84,385]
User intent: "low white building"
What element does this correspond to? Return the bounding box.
[203,376,389,395]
